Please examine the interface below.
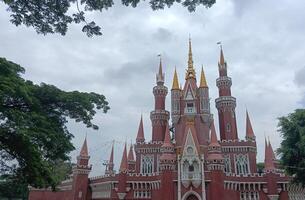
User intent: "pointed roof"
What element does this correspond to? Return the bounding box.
[209,121,220,147]
[219,46,225,65]
[162,124,173,148]
[80,137,88,156]
[185,38,196,79]
[156,56,164,84]
[199,66,208,87]
[136,115,145,142]
[119,143,128,172]
[268,139,276,160]
[264,137,275,170]
[158,57,163,76]
[172,68,180,90]
[109,141,114,163]
[246,110,255,139]
[127,144,135,161]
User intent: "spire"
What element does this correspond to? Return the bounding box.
[80,136,88,157]
[136,115,145,143]
[185,38,196,79]
[158,57,163,76]
[109,141,114,164]
[199,66,208,87]
[172,68,180,90]
[119,143,128,172]
[209,121,220,147]
[219,46,225,66]
[127,144,135,161]
[156,56,164,84]
[264,137,275,171]
[246,110,255,140]
[268,139,276,160]
[162,123,173,148]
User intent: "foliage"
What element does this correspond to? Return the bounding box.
[0,174,28,200]
[0,57,109,189]
[1,0,216,36]
[278,109,305,186]
[256,162,264,174]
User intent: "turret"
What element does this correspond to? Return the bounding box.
[160,124,176,171]
[136,115,145,143]
[171,68,181,125]
[117,143,128,199]
[207,121,224,169]
[127,144,136,172]
[215,46,238,140]
[105,141,115,175]
[151,58,170,141]
[206,122,225,200]
[159,124,175,200]
[198,66,210,114]
[245,110,256,141]
[72,137,92,200]
[264,138,276,172]
[264,138,280,199]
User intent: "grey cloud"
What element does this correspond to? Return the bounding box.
[294,66,305,88]
[152,28,174,42]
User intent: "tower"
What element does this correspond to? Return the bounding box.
[151,58,170,141]
[172,39,212,147]
[215,46,238,140]
[72,137,92,200]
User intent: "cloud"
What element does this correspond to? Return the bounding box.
[294,66,305,88]
[0,0,304,176]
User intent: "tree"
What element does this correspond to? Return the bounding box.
[256,162,264,174]
[0,57,110,189]
[278,109,305,186]
[0,174,29,200]
[0,160,73,199]
[1,0,215,37]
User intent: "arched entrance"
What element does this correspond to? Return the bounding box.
[186,194,199,200]
[181,191,202,200]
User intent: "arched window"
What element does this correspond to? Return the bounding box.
[224,155,231,173]
[141,155,154,174]
[235,154,249,175]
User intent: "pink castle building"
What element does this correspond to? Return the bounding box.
[29,40,305,200]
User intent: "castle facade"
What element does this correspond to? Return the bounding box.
[29,40,305,200]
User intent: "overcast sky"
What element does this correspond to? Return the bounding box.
[1,0,304,176]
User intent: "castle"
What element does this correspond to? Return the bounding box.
[29,40,305,200]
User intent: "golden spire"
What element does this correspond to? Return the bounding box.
[185,37,196,79]
[172,67,180,90]
[199,66,208,87]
